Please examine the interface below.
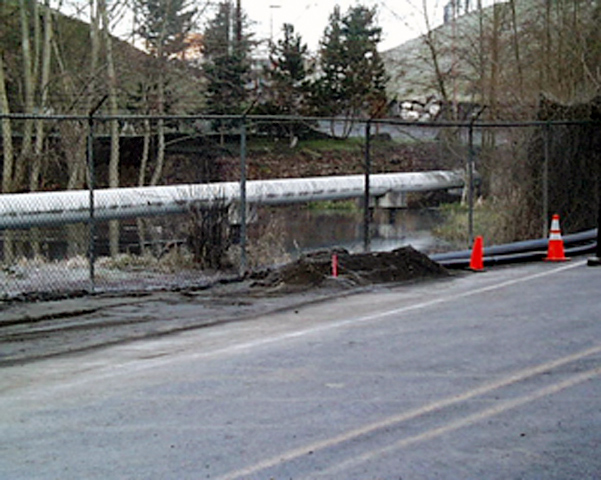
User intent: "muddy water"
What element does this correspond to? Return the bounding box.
[0,206,453,264]
[249,205,453,256]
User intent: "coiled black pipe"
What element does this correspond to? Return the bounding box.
[431,229,598,269]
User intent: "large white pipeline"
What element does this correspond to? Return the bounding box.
[0,170,466,229]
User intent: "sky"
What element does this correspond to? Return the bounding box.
[240,0,501,53]
[66,0,423,53]
[63,0,499,54]
[241,0,445,53]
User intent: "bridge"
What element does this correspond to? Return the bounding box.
[0,170,467,229]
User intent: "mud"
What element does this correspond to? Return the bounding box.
[251,246,448,292]
[0,247,450,366]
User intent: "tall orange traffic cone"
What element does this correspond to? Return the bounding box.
[545,214,569,261]
[470,235,484,271]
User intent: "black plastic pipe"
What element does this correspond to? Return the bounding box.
[431,229,598,269]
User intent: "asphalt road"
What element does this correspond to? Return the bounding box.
[1,259,601,479]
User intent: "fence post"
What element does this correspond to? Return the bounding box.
[239,116,247,275]
[467,123,475,247]
[543,122,550,237]
[363,120,371,253]
[86,95,106,292]
[86,114,96,292]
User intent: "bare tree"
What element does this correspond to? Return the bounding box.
[508,0,523,98]
[16,0,35,190]
[0,52,14,193]
[30,0,53,191]
[421,0,451,115]
[97,0,122,256]
[99,0,120,189]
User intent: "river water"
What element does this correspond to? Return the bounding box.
[1,205,455,266]
[252,205,452,256]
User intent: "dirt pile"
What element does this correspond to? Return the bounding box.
[251,246,448,292]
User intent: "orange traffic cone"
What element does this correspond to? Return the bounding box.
[470,235,484,271]
[544,214,569,261]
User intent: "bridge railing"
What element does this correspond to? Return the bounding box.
[0,114,598,298]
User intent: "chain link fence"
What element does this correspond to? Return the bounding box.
[1,114,599,299]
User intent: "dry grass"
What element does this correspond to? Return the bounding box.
[242,213,291,269]
[434,192,539,248]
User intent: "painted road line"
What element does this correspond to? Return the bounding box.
[316,365,601,477]
[214,342,601,480]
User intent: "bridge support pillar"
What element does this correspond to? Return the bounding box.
[372,192,408,209]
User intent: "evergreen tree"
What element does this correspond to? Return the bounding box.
[258,23,312,141]
[310,6,345,118]
[267,23,309,114]
[310,5,388,137]
[134,0,196,57]
[202,0,252,138]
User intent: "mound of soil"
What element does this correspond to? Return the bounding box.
[251,246,448,292]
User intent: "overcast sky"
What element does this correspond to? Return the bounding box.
[64,0,499,54]
[245,0,443,53]
[243,0,499,53]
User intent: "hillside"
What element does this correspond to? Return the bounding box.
[382,4,492,103]
[382,0,601,119]
[0,2,204,115]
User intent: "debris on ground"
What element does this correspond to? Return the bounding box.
[250,246,449,292]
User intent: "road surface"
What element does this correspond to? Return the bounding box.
[1,260,600,479]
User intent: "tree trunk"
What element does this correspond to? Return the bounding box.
[150,55,166,186]
[150,115,166,186]
[99,0,121,256]
[138,118,151,186]
[543,0,552,92]
[489,3,500,123]
[421,0,450,109]
[100,0,120,189]
[509,0,524,99]
[30,0,53,191]
[17,0,35,190]
[150,10,169,187]
[0,53,14,193]
[63,121,87,189]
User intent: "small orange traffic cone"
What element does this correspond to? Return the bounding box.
[544,214,569,261]
[470,235,484,271]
